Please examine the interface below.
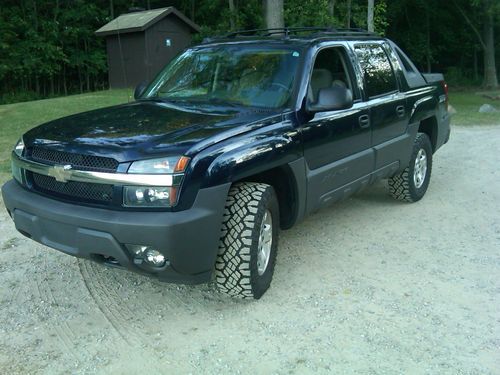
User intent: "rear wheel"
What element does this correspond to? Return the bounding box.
[388,132,433,202]
[215,182,279,299]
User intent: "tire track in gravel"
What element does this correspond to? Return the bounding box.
[94,261,210,318]
[79,260,171,350]
[38,250,88,365]
[3,239,31,318]
[77,260,133,344]
[84,261,154,343]
[78,260,172,374]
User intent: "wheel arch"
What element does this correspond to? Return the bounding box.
[233,160,306,230]
[418,116,438,152]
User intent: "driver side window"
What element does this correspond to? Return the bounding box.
[308,47,355,104]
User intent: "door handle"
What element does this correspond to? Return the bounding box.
[396,105,405,117]
[358,114,370,129]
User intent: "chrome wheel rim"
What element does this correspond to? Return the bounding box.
[257,210,273,276]
[413,148,427,189]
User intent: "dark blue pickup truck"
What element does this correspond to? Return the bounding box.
[2,28,450,299]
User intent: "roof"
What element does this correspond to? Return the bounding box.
[95,7,200,36]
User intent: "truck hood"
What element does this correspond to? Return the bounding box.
[23,100,280,162]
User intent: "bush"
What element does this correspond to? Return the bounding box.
[0,91,43,105]
[444,67,482,88]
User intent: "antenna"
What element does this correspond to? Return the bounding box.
[115,15,130,102]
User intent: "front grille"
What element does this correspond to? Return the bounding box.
[30,147,119,173]
[31,173,114,204]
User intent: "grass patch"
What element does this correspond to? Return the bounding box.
[449,90,500,126]
[0,89,131,184]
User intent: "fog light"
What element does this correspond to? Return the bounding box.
[125,245,167,268]
[145,249,166,267]
[126,244,149,256]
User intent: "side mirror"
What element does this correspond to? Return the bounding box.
[134,81,148,100]
[307,86,353,113]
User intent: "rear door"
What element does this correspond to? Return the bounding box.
[353,43,409,170]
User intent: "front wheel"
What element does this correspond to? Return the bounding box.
[388,132,433,202]
[215,182,279,299]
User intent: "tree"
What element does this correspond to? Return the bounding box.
[328,0,335,19]
[346,0,352,28]
[263,0,284,29]
[228,0,236,30]
[367,0,374,32]
[481,0,498,88]
[454,0,498,88]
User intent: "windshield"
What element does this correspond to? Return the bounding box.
[142,46,302,109]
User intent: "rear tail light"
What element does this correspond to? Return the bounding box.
[442,81,449,111]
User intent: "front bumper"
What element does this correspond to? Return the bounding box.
[2,180,230,284]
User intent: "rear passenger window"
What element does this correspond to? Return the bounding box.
[354,44,397,98]
[396,48,416,73]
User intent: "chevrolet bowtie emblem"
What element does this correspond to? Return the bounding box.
[49,164,73,183]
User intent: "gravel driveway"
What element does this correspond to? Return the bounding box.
[0,126,499,374]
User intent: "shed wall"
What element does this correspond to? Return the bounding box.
[105,16,194,89]
[106,32,146,88]
[144,17,194,81]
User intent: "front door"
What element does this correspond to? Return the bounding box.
[301,46,373,212]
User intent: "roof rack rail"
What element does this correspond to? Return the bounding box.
[202,27,378,43]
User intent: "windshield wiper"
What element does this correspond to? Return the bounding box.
[198,97,244,107]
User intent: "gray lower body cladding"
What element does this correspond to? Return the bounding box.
[1,180,230,284]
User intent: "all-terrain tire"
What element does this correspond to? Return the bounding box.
[388,132,433,202]
[215,182,279,299]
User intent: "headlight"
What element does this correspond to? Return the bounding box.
[123,186,177,207]
[14,138,25,157]
[125,156,189,208]
[128,156,190,174]
[12,138,25,183]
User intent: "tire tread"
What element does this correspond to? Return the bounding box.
[215,182,270,299]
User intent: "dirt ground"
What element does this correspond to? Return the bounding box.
[0,126,499,374]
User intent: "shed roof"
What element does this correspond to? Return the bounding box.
[95,7,200,36]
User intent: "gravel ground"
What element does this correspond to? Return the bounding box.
[0,126,499,374]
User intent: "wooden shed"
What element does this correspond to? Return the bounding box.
[96,7,200,89]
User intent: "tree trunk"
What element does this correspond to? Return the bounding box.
[367,0,374,32]
[346,0,352,28]
[473,47,478,81]
[78,66,83,93]
[482,1,498,88]
[263,0,284,29]
[33,0,38,30]
[110,0,114,19]
[229,0,236,30]
[426,6,431,73]
[63,65,67,96]
[84,39,90,91]
[454,0,498,88]
[328,0,335,19]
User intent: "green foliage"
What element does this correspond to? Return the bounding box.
[444,67,482,87]
[374,0,388,35]
[0,0,498,104]
[0,0,108,103]
[284,0,336,28]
